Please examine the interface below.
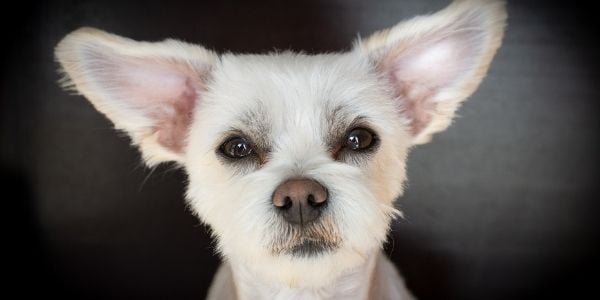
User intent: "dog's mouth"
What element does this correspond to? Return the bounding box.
[288,239,338,257]
[270,214,342,257]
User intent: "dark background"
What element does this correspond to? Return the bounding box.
[2,0,599,299]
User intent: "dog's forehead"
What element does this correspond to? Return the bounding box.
[202,52,389,143]
[213,52,374,105]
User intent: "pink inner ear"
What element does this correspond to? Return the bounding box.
[84,47,203,154]
[154,78,197,153]
[393,80,435,136]
[378,25,485,137]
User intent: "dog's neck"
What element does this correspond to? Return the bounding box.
[231,252,379,300]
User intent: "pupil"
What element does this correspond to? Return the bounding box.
[348,135,360,149]
[235,142,247,155]
[345,128,374,151]
[222,137,252,158]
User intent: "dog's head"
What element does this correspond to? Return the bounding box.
[55,0,506,287]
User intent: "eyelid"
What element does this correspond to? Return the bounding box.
[345,127,378,149]
[221,137,252,158]
[217,129,253,149]
[216,130,268,165]
[328,117,379,159]
[342,117,378,147]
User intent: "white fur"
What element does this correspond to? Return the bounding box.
[55,1,506,299]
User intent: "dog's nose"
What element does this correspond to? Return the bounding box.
[272,179,328,225]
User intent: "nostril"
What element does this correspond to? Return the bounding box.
[281,197,293,210]
[307,194,325,208]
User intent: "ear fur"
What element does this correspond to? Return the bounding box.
[358,0,507,145]
[55,27,218,165]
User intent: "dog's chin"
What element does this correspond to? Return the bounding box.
[251,242,375,289]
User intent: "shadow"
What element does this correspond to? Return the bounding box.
[2,166,76,297]
[42,0,360,54]
[384,226,455,300]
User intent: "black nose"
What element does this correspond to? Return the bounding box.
[272,179,328,225]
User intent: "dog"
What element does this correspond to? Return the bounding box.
[55,0,506,299]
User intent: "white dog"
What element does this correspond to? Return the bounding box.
[55,0,506,299]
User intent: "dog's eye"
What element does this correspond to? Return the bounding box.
[346,128,375,150]
[221,137,253,158]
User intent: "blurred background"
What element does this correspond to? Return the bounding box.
[2,0,598,299]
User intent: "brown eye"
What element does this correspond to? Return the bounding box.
[346,128,375,150]
[221,137,253,158]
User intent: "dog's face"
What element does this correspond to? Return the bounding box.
[185,52,410,285]
[56,1,505,287]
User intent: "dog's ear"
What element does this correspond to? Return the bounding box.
[55,27,217,165]
[358,0,506,145]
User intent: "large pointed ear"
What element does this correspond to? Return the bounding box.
[55,28,218,166]
[358,0,507,145]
